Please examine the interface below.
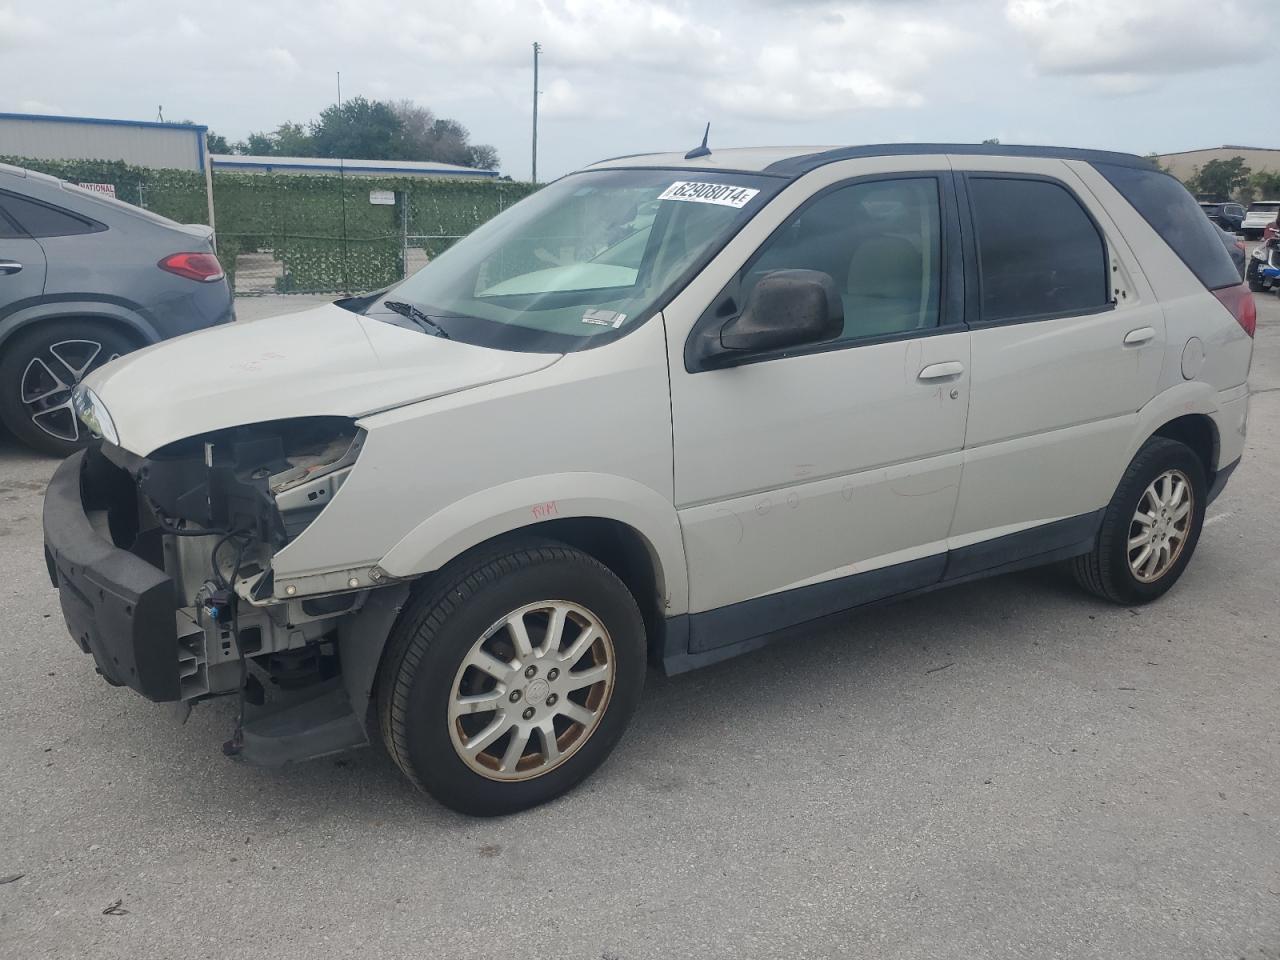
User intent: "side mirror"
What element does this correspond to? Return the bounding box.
[717,269,844,357]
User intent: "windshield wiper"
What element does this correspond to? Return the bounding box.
[382,300,451,339]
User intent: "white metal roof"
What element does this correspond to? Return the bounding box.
[210,154,498,178]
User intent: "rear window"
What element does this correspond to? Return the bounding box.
[0,192,104,238]
[1096,163,1241,290]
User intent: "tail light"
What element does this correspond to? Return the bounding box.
[1213,283,1256,337]
[158,252,225,282]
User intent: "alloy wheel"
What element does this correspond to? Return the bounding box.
[1128,468,1194,583]
[19,339,118,443]
[448,600,615,781]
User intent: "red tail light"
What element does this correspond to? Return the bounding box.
[1213,283,1256,337]
[158,252,224,282]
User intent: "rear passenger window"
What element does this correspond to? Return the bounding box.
[968,177,1109,322]
[1094,163,1241,291]
[0,193,103,238]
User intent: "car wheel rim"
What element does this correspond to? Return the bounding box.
[1128,468,1194,583]
[448,600,616,782]
[19,339,119,443]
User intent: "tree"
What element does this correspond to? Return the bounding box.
[1188,156,1250,200]
[466,144,500,170]
[220,98,500,168]
[205,131,232,153]
[389,100,500,169]
[310,96,403,160]
[240,130,277,156]
[273,121,314,156]
[1249,170,1280,199]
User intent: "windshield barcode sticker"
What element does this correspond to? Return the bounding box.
[658,181,759,208]
[582,309,627,328]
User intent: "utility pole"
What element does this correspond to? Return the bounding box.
[531,41,541,185]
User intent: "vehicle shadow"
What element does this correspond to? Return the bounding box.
[184,560,1108,829]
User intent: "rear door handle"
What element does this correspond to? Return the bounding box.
[0,260,22,276]
[1123,326,1155,346]
[918,361,965,381]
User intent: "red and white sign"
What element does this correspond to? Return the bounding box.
[76,182,117,198]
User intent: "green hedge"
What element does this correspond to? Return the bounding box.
[1,155,538,293]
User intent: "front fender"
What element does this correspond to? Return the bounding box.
[376,472,690,616]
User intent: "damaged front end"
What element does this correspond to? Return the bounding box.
[43,416,400,763]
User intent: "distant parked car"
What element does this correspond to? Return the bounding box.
[1200,201,1245,233]
[1216,225,1246,278]
[1241,200,1280,239]
[0,163,232,455]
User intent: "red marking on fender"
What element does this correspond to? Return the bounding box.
[531,501,559,520]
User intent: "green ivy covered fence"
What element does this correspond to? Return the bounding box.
[1,155,538,294]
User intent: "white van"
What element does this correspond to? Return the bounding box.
[45,144,1254,815]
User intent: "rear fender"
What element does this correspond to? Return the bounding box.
[0,297,160,351]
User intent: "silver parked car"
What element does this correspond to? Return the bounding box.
[0,162,232,455]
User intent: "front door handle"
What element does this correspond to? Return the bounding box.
[1123,326,1155,346]
[0,260,22,276]
[918,361,965,381]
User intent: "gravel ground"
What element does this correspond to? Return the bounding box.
[1,293,1278,959]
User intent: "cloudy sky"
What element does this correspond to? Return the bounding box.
[0,0,1266,179]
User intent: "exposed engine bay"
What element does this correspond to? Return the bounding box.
[83,417,376,705]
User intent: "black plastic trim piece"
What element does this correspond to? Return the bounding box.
[1207,457,1239,504]
[942,511,1103,581]
[661,509,1104,674]
[42,451,179,702]
[686,555,944,655]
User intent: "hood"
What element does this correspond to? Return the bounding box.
[86,303,560,455]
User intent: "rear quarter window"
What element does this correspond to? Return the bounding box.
[1094,163,1240,291]
[0,192,105,238]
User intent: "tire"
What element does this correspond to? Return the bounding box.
[1246,259,1266,292]
[0,319,137,457]
[1072,437,1207,604]
[376,538,647,816]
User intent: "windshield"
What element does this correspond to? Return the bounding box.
[368,168,780,352]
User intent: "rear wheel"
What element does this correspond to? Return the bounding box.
[0,320,135,456]
[1072,437,1206,604]
[377,539,646,816]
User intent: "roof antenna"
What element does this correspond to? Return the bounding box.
[684,123,711,160]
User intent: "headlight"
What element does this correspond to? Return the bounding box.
[72,386,119,446]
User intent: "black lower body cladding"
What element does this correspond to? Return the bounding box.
[43,450,180,702]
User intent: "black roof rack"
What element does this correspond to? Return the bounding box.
[765,143,1156,177]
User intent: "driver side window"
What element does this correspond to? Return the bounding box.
[742,177,943,343]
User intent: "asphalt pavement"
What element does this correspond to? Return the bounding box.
[1,293,1278,959]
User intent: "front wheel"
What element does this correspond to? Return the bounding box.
[376,539,647,816]
[1072,437,1207,604]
